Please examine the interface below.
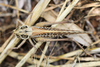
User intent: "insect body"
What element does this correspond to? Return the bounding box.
[14,25,92,40]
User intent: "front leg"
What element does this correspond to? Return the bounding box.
[10,39,26,50]
[28,38,37,50]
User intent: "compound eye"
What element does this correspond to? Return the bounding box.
[20,25,28,29]
[20,35,29,39]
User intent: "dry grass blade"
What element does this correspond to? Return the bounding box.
[57,0,69,18]
[25,0,51,26]
[8,51,54,67]
[54,0,79,22]
[75,2,100,9]
[0,3,29,13]
[61,61,100,67]
[0,33,14,52]
[0,37,20,63]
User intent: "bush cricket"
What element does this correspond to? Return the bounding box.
[11,20,93,50]
[14,25,93,40]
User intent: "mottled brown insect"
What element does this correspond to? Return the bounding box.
[14,25,92,41]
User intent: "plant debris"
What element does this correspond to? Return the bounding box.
[0,0,100,67]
